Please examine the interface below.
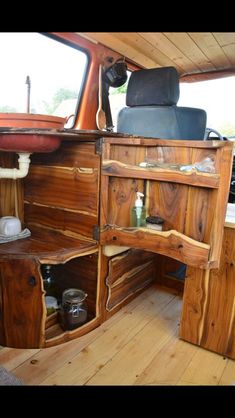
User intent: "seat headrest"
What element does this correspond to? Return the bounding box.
[126,66,179,107]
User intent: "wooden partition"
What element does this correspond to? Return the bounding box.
[180,226,235,360]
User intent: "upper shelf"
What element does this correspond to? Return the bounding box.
[102,160,220,188]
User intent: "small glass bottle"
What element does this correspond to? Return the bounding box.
[42,264,60,316]
[42,264,55,295]
[59,288,88,331]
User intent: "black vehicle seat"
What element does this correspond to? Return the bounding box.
[117,66,208,280]
[117,66,207,140]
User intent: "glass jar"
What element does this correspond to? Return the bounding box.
[59,288,88,331]
[146,216,164,231]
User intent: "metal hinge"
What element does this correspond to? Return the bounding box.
[93,225,100,241]
[95,138,103,155]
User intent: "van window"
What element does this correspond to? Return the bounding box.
[178,76,235,140]
[0,32,88,128]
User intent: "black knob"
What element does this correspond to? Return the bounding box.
[28,276,36,287]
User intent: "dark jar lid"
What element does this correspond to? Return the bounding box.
[146,216,164,225]
[62,288,87,305]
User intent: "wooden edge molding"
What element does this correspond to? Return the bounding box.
[102,160,220,188]
[100,226,210,268]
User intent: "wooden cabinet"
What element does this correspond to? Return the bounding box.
[0,131,233,350]
[0,229,99,348]
[0,137,102,348]
[100,137,233,269]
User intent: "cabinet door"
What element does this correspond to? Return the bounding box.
[0,259,45,348]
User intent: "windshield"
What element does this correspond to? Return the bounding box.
[178,76,235,139]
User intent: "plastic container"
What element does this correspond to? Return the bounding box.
[45,296,58,316]
[0,216,21,236]
[59,288,88,331]
[146,216,164,231]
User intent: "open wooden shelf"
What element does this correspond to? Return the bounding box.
[0,228,99,349]
[45,312,96,345]
[100,137,233,269]
[0,227,98,263]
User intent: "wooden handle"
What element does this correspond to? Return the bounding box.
[96,64,106,130]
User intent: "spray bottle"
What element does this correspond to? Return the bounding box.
[131,192,146,227]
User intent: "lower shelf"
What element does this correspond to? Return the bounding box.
[100,226,210,268]
[45,313,99,347]
[0,228,99,349]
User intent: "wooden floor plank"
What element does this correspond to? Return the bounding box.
[10,285,172,385]
[1,284,234,386]
[0,347,40,371]
[219,360,235,385]
[41,287,176,385]
[84,296,182,385]
[177,349,228,385]
[135,333,199,385]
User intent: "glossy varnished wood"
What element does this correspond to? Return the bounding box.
[100,226,210,268]
[0,227,98,263]
[180,226,235,360]
[24,140,100,240]
[105,249,156,311]
[100,138,233,269]
[0,259,45,348]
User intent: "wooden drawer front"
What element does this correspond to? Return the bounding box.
[106,249,155,311]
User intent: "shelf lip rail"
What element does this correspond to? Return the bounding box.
[100,225,210,269]
[102,159,220,189]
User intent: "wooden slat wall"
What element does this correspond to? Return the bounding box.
[105,249,156,311]
[80,32,235,76]
[24,141,100,240]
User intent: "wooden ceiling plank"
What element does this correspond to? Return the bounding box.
[164,32,215,71]
[139,32,200,73]
[213,33,235,66]
[221,44,235,66]
[213,33,235,46]
[113,32,182,73]
[83,32,158,68]
[188,33,231,69]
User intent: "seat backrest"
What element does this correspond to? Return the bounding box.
[117,66,207,140]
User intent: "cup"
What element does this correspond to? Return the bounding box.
[0,216,22,236]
